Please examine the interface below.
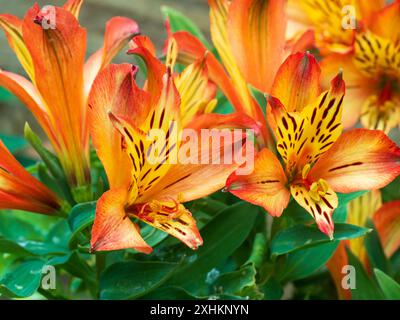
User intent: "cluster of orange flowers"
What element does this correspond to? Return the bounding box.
[0,0,399,296]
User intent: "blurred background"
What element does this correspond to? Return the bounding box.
[0,0,209,139]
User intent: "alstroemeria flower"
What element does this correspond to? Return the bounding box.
[327,190,400,299]
[287,0,386,54]
[167,0,313,148]
[321,1,400,132]
[226,52,400,239]
[0,0,140,198]
[0,140,61,215]
[88,38,251,253]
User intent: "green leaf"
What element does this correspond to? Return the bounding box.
[347,249,383,300]
[0,134,27,153]
[277,241,339,282]
[140,286,198,300]
[24,123,73,203]
[68,202,96,248]
[100,260,179,300]
[365,221,391,275]
[213,93,234,115]
[166,202,259,295]
[211,264,257,297]
[381,176,400,203]
[337,191,367,207]
[271,223,371,256]
[24,123,64,179]
[262,277,283,300]
[161,6,211,49]
[0,237,69,256]
[374,269,400,300]
[0,259,47,298]
[246,233,267,268]
[249,85,266,115]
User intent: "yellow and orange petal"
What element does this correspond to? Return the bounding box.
[90,188,152,253]
[0,140,61,215]
[373,200,400,258]
[310,129,400,193]
[226,148,290,217]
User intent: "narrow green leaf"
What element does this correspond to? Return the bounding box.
[347,249,383,300]
[0,237,68,256]
[365,221,391,275]
[271,223,371,256]
[246,233,266,268]
[24,123,64,179]
[100,260,179,300]
[67,202,96,248]
[374,269,400,300]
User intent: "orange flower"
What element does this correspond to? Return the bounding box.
[167,0,313,149]
[287,0,386,54]
[321,1,400,132]
[0,0,140,200]
[88,37,251,253]
[0,140,61,215]
[327,190,400,299]
[226,52,400,239]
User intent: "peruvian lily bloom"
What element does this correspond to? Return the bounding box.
[287,0,386,54]
[88,37,251,253]
[327,190,400,299]
[0,140,62,215]
[167,0,314,148]
[321,1,400,132]
[226,52,400,239]
[0,0,140,200]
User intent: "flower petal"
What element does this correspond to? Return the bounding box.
[170,31,245,115]
[373,200,400,257]
[63,0,83,19]
[326,242,352,300]
[88,64,146,189]
[130,200,203,250]
[226,148,289,217]
[0,13,34,80]
[109,71,181,200]
[0,140,60,215]
[142,129,255,204]
[271,72,345,175]
[321,52,375,129]
[185,112,261,134]
[367,1,400,44]
[227,0,287,92]
[84,16,140,98]
[291,182,338,239]
[175,55,217,127]
[310,129,400,193]
[128,35,166,105]
[22,5,89,185]
[0,70,58,149]
[90,188,152,253]
[271,52,321,113]
[208,0,260,120]
[347,190,382,264]
[353,31,400,79]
